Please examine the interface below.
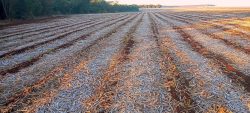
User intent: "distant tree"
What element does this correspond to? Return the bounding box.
[0,0,6,19]
[71,0,91,13]
[0,0,139,20]
[139,4,162,8]
[52,0,70,14]
[12,0,28,18]
[0,0,11,19]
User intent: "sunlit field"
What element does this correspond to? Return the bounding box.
[166,7,250,12]
[0,7,250,112]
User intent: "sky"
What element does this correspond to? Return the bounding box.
[106,0,250,7]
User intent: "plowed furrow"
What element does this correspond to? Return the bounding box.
[174,13,218,21]
[0,20,91,39]
[174,26,250,91]
[0,16,73,34]
[0,15,124,46]
[0,15,136,76]
[110,13,170,112]
[0,15,130,59]
[183,13,243,22]
[153,13,250,112]
[149,13,197,113]
[0,19,73,37]
[171,13,250,41]
[175,14,250,54]
[158,13,250,98]
[0,9,250,113]
[33,13,143,113]
[0,20,94,51]
[0,13,140,112]
[0,15,127,53]
[176,13,250,36]
[158,15,249,69]
[83,14,143,113]
[0,19,94,43]
[0,15,113,39]
[156,13,250,92]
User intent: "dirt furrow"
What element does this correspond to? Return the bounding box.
[177,12,234,19]
[186,15,250,54]
[149,13,197,113]
[0,14,136,76]
[173,13,220,21]
[157,13,250,74]
[87,13,172,112]
[0,13,141,112]
[0,9,249,113]
[178,13,250,36]
[183,13,248,23]
[165,13,250,35]
[0,18,75,37]
[180,13,250,53]
[82,14,144,113]
[0,20,95,47]
[0,15,128,53]
[153,13,250,112]
[0,14,130,59]
[173,13,250,41]
[156,13,250,91]
[0,14,113,39]
[2,12,143,113]
[0,15,125,49]
[2,17,133,75]
[0,19,91,40]
[111,13,180,112]
[0,16,75,34]
[0,15,135,75]
[160,13,250,55]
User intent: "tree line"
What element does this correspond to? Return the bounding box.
[0,0,139,19]
[139,5,162,8]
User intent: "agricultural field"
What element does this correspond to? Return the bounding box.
[0,8,250,112]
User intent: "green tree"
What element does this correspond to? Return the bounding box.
[0,0,139,19]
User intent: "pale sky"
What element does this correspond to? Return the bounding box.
[106,0,250,7]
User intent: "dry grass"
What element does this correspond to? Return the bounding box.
[166,7,250,13]
[215,17,250,33]
[206,105,233,113]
